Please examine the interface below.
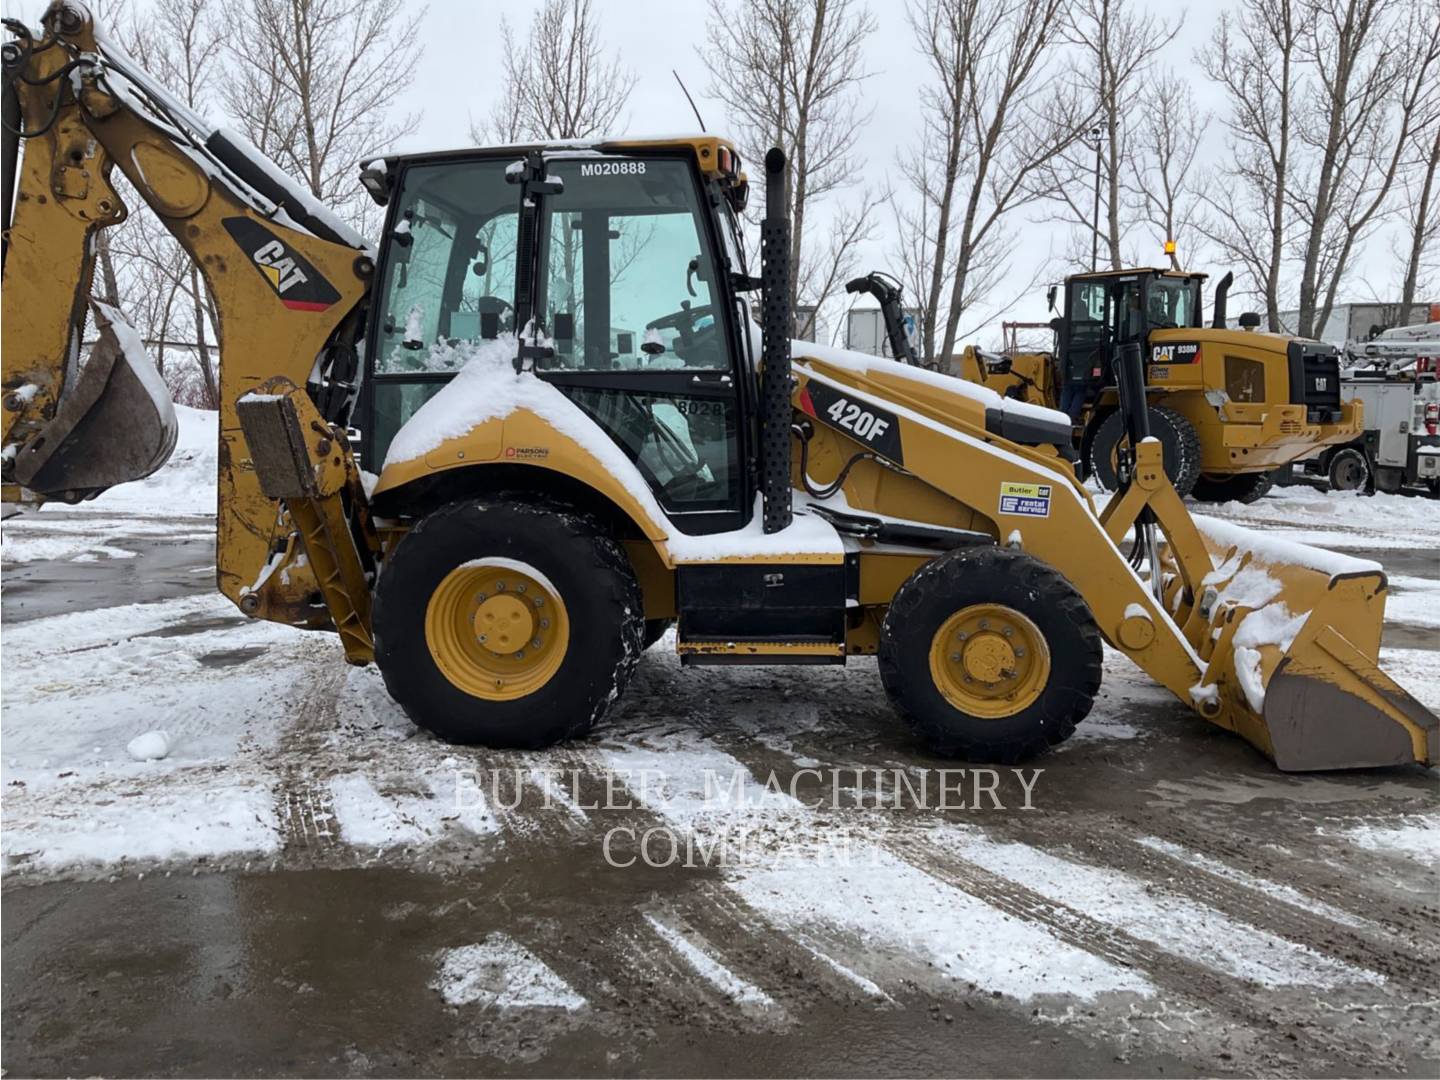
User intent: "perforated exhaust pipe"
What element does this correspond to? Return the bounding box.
[759,147,793,534]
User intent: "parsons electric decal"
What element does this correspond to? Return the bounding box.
[222,218,341,312]
[799,379,904,465]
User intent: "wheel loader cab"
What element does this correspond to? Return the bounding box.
[360,145,758,535]
[1057,270,1205,403]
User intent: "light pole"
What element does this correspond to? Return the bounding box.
[1089,125,1103,272]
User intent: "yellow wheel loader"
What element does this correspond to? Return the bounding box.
[2,3,1435,770]
[957,269,1365,503]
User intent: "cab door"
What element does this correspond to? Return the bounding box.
[530,155,752,536]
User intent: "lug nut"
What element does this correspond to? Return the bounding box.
[516,583,526,593]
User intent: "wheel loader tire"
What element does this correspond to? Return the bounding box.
[373,498,644,749]
[1088,406,1201,498]
[1190,470,1274,504]
[878,547,1102,763]
[642,618,674,650]
[1326,447,1370,492]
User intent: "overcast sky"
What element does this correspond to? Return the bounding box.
[24,0,1418,346]
[400,0,1371,345]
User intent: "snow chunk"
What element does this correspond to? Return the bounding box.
[126,730,172,761]
[434,935,586,1010]
[1231,603,1311,713]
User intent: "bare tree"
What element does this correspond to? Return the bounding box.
[470,0,635,145]
[220,0,425,233]
[1395,88,1440,325]
[1198,0,1301,329]
[106,0,225,405]
[1123,72,1209,270]
[892,0,1091,368]
[1037,0,1180,271]
[1288,0,1440,338]
[703,0,875,314]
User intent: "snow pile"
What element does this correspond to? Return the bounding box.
[1194,515,1381,577]
[44,404,218,517]
[433,935,586,1010]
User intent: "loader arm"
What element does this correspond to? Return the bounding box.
[2,2,375,633]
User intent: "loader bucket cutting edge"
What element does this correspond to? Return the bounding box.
[1176,517,1437,771]
[10,306,178,502]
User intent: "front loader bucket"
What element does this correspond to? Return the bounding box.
[10,302,177,502]
[1180,517,1437,771]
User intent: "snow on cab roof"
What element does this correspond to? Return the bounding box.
[361,133,729,168]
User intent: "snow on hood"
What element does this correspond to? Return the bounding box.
[380,336,843,561]
[788,336,1072,428]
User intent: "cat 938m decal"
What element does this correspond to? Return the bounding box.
[222,218,341,312]
[800,379,904,465]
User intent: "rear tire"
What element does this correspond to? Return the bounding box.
[1190,470,1274,504]
[878,547,1102,763]
[1088,406,1201,498]
[373,498,643,748]
[1326,447,1370,492]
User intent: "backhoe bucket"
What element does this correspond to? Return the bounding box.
[1180,517,1437,771]
[10,302,178,502]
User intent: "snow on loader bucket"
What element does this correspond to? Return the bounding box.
[9,301,177,502]
[1174,516,1438,771]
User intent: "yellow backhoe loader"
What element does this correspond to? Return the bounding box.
[956,269,1365,503]
[2,3,1434,770]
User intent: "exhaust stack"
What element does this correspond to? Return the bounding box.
[759,147,793,534]
[1211,271,1234,329]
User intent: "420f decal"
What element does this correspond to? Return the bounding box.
[222,218,341,312]
[800,380,904,465]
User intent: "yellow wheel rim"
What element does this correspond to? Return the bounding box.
[928,603,1051,719]
[424,559,570,701]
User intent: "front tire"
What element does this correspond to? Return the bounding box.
[878,547,1102,763]
[1088,406,1201,498]
[1190,470,1274,504]
[373,498,643,748]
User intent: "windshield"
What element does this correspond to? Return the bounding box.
[1146,277,1200,330]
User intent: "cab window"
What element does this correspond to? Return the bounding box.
[375,161,519,373]
[538,158,727,372]
[534,156,743,525]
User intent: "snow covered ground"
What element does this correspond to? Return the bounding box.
[2,409,1437,1076]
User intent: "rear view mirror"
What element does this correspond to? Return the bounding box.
[1047,285,1057,312]
[472,243,489,277]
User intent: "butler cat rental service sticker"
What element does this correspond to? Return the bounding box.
[998,481,1052,517]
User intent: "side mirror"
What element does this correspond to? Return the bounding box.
[1047,285,1058,312]
[1239,311,1261,330]
[471,243,489,277]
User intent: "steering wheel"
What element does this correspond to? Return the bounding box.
[646,303,716,334]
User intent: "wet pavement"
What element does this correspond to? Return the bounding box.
[2,511,1438,1078]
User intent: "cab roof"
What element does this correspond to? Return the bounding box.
[361,134,741,180]
[1069,267,1208,282]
